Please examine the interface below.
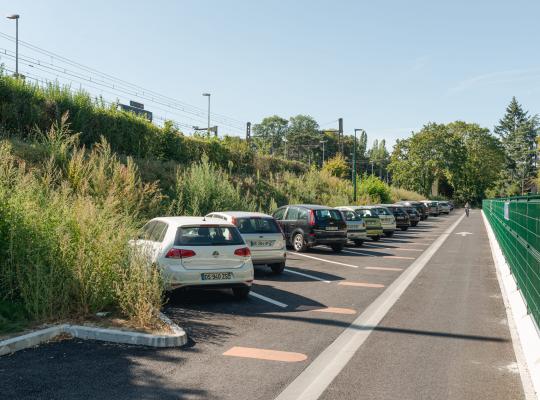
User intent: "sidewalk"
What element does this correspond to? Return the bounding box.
[320,210,528,400]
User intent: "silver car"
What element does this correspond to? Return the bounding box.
[336,208,368,246]
[206,211,287,274]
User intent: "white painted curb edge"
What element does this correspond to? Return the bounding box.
[482,210,540,400]
[0,312,187,356]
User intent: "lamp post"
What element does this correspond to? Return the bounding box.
[202,93,211,137]
[353,129,364,203]
[6,14,19,77]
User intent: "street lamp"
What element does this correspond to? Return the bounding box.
[353,129,365,203]
[202,93,211,137]
[6,14,19,77]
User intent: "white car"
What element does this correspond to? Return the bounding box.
[335,208,368,246]
[205,211,287,274]
[132,217,254,298]
[366,205,397,237]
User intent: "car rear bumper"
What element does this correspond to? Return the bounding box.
[366,228,383,237]
[308,236,347,246]
[347,231,368,240]
[396,222,410,228]
[160,261,254,290]
[251,249,286,265]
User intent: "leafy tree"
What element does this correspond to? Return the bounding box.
[252,115,288,155]
[286,115,321,163]
[494,97,539,194]
[322,154,349,179]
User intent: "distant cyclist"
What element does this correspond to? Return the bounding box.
[464,201,470,217]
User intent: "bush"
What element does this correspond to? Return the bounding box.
[322,154,349,179]
[357,175,391,203]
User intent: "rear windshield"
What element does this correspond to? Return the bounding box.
[356,209,375,217]
[375,207,391,216]
[315,209,343,222]
[174,226,244,246]
[341,210,363,221]
[236,217,281,234]
[389,207,405,215]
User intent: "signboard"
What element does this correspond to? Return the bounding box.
[129,100,144,109]
[118,103,153,122]
[504,201,510,221]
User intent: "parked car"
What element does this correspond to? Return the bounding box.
[448,201,455,211]
[399,205,421,227]
[273,205,347,252]
[438,201,451,214]
[205,212,286,274]
[399,201,428,220]
[422,201,440,216]
[359,205,396,237]
[381,205,411,231]
[337,206,384,241]
[335,208,368,246]
[132,217,254,299]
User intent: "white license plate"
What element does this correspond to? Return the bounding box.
[201,272,233,281]
[250,240,274,247]
[326,226,338,231]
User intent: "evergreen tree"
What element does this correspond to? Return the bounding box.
[494,97,539,194]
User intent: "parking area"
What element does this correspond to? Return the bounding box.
[0,212,525,400]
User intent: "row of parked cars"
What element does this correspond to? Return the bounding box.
[133,200,453,299]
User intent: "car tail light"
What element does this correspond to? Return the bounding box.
[165,248,196,259]
[234,247,251,257]
[309,210,316,226]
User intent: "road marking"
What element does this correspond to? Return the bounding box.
[365,266,403,271]
[284,268,331,283]
[360,246,423,252]
[275,212,466,400]
[456,231,473,237]
[342,249,415,260]
[223,346,307,362]
[338,281,385,288]
[312,307,357,315]
[289,252,359,268]
[249,291,288,308]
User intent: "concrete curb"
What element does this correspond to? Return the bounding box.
[0,312,187,356]
[482,211,540,400]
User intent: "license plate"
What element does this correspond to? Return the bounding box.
[201,272,233,281]
[250,240,274,247]
[326,226,338,231]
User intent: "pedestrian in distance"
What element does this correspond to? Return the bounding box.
[464,201,470,217]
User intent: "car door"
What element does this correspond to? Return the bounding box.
[273,207,289,238]
[283,206,300,240]
[148,221,168,261]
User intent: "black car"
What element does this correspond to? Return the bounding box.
[272,205,347,252]
[400,206,421,227]
[400,201,428,220]
[381,205,411,231]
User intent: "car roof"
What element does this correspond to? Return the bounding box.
[288,204,335,210]
[151,216,234,227]
[207,211,273,218]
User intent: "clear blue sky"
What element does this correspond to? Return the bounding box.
[1,0,539,147]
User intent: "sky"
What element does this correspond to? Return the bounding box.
[1,0,540,147]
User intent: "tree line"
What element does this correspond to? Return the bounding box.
[251,97,539,203]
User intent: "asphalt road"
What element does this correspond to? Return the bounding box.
[0,210,526,400]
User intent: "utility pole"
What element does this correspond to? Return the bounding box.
[338,118,344,154]
[6,14,19,77]
[202,93,211,137]
[320,140,327,165]
[246,122,251,142]
[353,129,364,202]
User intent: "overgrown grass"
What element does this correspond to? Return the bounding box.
[0,300,29,334]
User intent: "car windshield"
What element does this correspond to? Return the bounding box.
[174,226,244,246]
[315,209,342,222]
[342,211,363,221]
[236,217,281,234]
[356,209,374,217]
[375,207,391,215]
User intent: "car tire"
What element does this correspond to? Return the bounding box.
[400,226,408,231]
[292,233,307,252]
[270,262,285,274]
[331,243,344,252]
[384,231,394,238]
[232,286,251,300]
[353,239,364,247]
[372,235,381,242]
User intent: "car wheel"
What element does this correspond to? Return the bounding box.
[372,235,381,242]
[400,226,408,231]
[384,231,394,238]
[270,261,285,274]
[293,233,307,252]
[232,286,251,300]
[331,243,344,252]
[353,239,364,247]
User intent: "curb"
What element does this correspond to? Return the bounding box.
[482,211,540,400]
[0,313,187,356]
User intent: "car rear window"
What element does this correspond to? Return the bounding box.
[315,209,343,222]
[174,226,244,246]
[236,218,281,234]
[375,207,391,216]
[356,209,374,217]
[342,210,362,221]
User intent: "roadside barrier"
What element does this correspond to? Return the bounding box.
[483,196,540,328]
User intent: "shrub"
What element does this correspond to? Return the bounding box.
[322,154,349,179]
[357,175,391,204]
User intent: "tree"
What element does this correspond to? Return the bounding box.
[286,115,321,163]
[494,97,539,194]
[322,154,349,179]
[252,115,288,155]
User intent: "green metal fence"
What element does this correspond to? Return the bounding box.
[483,196,540,328]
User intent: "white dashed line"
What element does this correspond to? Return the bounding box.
[249,291,288,308]
[284,269,331,283]
[288,252,359,268]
